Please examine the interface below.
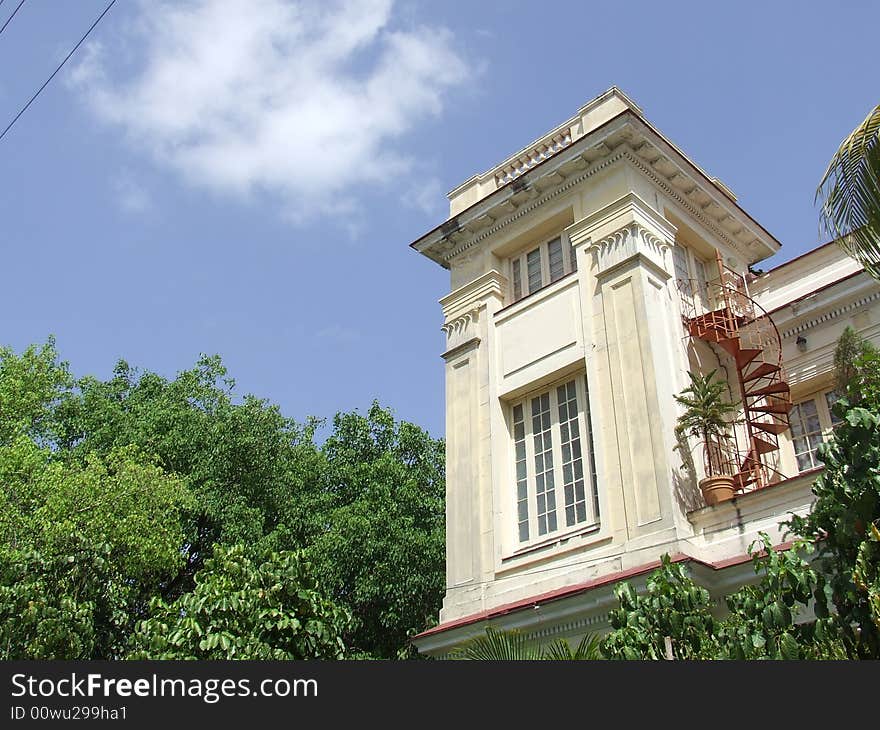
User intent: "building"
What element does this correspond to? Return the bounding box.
[409,87,880,656]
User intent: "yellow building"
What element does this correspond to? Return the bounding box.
[409,87,880,656]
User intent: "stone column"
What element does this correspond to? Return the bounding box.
[438,270,506,621]
[567,193,682,543]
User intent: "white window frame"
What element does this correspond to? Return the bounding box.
[509,232,577,302]
[672,243,711,312]
[789,389,841,473]
[509,374,599,550]
[790,399,823,472]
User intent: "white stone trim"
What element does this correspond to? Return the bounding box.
[446,151,629,261]
[441,308,481,353]
[566,192,675,278]
[439,269,506,320]
[781,290,880,338]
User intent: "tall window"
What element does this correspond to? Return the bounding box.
[510,234,577,302]
[692,256,710,308]
[790,399,823,472]
[510,376,599,545]
[673,244,711,311]
[825,390,843,426]
[789,390,845,473]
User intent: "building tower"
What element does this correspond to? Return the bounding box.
[409,88,879,655]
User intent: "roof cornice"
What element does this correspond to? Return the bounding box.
[410,110,781,269]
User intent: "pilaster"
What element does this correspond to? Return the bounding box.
[438,270,506,620]
[568,193,684,542]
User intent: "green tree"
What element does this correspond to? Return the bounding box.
[602,555,719,660]
[789,405,880,658]
[833,326,877,402]
[787,328,880,657]
[0,338,71,445]
[816,102,880,280]
[600,539,845,660]
[306,403,446,659]
[0,342,192,658]
[715,536,843,660]
[129,545,351,660]
[51,356,325,596]
[1,340,445,659]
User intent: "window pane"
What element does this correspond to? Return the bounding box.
[673,245,692,303]
[790,399,822,471]
[513,404,529,543]
[569,238,578,272]
[693,257,709,304]
[673,245,690,282]
[583,375,599,519]
[825,390,843,426]
[511,375,600,546]
[527,248,543,294]
[557,380,586,528]
[531,393,556,536]
[548,237,564,282]
[512,259,522,301]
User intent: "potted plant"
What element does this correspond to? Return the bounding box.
[674,370,740,506]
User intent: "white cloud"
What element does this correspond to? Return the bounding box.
[403,176,446,217]
[71,0,469,223]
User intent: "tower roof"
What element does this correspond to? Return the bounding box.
[410,86,781,269]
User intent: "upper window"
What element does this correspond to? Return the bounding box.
[825,390,844,426]
[510,375,599,546]
[673,243,711,310]
[790,399,823,472]
[510,234,577,302]
[789,389,841,473]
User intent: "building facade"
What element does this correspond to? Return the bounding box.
[410,88,880,656]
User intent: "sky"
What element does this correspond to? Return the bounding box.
[0,0,876,439]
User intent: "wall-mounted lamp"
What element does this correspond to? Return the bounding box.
[796,335,808,352]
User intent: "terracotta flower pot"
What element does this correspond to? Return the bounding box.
[699,474,736,506]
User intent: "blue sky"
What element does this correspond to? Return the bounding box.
[1,0,876,438]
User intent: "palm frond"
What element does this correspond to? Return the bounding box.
[816,103,880,280]
[450,626,603,660]
[543,633,604,660]
[450,626,542,660]
[673,370,739,440]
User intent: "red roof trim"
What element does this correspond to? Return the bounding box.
[414,538,800,641]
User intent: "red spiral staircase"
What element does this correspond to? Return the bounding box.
[678,253,791,493]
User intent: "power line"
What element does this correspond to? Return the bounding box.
[0,0,26,37]
[0,0,117,143]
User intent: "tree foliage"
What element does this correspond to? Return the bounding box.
[305,403,445,658]
[602,555,718,659]
[128,545,351,660]
[0,344,192,659]
[600,538,845,660]
[816,102,880,280]
[789,404,880,657]
[52,356,324,590]
[0,339,445,659]
[833,325,877,402]
[787,328,880,658]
